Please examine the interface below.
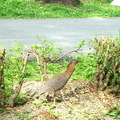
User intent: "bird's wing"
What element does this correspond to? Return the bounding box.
[38,72,68,94]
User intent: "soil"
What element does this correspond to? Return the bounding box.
[43,0,80,7]
[0,80,120,120]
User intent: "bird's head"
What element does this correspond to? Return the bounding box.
[68,59,79,66]
[66,59,79,72]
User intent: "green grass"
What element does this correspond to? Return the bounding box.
[0,0,120,18]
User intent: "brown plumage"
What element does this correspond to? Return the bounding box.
[39,59,79,95]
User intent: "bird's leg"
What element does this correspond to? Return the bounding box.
[70,87,80,102]
[46,93,51,101]
[60,90,70,107]
[53,92,56,105]
[60,90,66,102]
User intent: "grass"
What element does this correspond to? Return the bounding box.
[0,0,120,18]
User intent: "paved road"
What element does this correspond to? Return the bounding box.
[0,18,120,54]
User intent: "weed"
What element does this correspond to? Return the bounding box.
[14,93,29,105]
[33,100,42,107]
[49,104,56,109]
[70,97,78,103]
[107,106,120,119]
[14,111,32,120]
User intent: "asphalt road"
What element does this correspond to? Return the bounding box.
[0,18,120,54]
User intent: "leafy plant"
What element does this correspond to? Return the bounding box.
[14,110,32,120]
[14,93,29,105]
[32,36,62,61]
[28,36,62,81]
[4,41,25,98]
[107,106,120,119]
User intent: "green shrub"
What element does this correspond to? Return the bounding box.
[91,36,120,93]
[4,41,25,98]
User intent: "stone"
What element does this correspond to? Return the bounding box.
[111,0,120,6]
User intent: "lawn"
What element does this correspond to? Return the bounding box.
[0,0,120,18]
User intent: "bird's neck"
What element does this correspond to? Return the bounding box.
[65,64,75,74]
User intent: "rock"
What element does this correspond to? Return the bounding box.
[20,81,42,97]
[111,0,120,6]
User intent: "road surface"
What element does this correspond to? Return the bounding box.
[0,18,120,54]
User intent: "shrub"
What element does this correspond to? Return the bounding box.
[91,36,120,93]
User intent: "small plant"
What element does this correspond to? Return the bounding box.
[48,110,61,119]
[33,100,52,107]
[32,100,42,107]
[107,106,120,119]
[14,111,32,120]
[28,36,62,81]
[49,104,56,109]
[14,93,29,105]
[70,97,78,103]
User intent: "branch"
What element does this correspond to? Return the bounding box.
[56,49,82,61]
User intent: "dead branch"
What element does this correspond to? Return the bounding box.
[57,49,81,61]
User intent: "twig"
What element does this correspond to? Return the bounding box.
[56,49,81,61]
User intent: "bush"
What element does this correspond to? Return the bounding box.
[91,36,120,93]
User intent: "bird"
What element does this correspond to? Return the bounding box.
[38,59,79,103]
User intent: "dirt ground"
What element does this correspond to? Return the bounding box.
[0,80,120,120]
